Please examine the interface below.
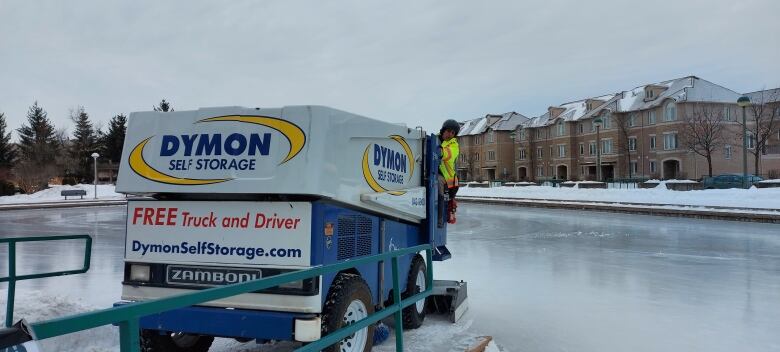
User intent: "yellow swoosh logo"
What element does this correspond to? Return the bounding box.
[362,146,405,196]
[129,137,230,185]
[197,115,306,164]
[390,135,415,178]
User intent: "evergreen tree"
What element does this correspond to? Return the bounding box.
[15,102,59,192]
[153,99,173,112]
[69,106,98,182]
[16,101,58,164]
[101,113,127,163]
[0,112,18,171]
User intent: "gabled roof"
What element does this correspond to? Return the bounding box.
[616,76,740,112]
[490,112,530,131]
[745,88,780,104]
[459,111,530,135]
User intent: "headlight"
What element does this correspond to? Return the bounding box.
[130,264,151,282]
[279,280,304,290]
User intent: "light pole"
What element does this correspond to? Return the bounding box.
[593,116,603,181]
[737,96,751,188]
[91,152,100,199]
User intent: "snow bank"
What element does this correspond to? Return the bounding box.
[0,290,118,352]
[0,184,124,204]
[459,185,780,210]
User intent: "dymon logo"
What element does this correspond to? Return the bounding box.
[362,135,414,195]
[129,115,306,185]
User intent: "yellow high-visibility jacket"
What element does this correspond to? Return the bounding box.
[439,138,459,188]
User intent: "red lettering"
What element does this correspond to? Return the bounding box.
[167,208,178,226]
[132,207,143,225]
[143,208,154,225]
[155,207,166,225]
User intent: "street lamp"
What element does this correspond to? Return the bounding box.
[593,116,603,181]
[91,152,100,199]
[737,96,751,189]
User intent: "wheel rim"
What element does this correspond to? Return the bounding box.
[415,268,426,313]
[170,333,200,348]
[341,299,368,352]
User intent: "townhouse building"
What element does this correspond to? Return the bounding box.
[457,76,780,182]
[456,112,528,182]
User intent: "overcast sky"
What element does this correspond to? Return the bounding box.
[1,0,778,136]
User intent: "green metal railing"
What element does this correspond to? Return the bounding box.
[29,244,433,352]
[1,234,93,327]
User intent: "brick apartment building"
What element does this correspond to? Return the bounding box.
[456,76,780,182]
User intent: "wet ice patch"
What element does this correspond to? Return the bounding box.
[530,231,620,239]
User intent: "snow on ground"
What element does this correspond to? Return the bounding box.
[0,290,118,352]
[459,185,780,210]
[0,184,124,204]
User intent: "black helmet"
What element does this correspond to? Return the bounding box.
[440,119,460,136]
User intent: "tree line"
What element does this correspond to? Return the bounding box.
[0,99,174,194]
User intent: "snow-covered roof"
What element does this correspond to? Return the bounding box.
[490,112,530,131]
[745,88,780,104]
[616,76,741,112]
[459,117,489,136]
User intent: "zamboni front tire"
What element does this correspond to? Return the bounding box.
[321,273,375,352]
[140,329,214,352]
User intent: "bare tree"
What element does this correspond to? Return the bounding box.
[738,89,780,175]
[681,103,727,177]
[614,111,634,178]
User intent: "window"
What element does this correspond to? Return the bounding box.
[647,89,655,99]
[475,136,482,145]
[603,114,612,129]
[628,137,637,151]
[537,166,544,177]
[663,133,678,150]
[557,121,565,136]
[488,150,496,161]
[536,129,543,139]
[537,147,543,158]
[460,154,466,163]
[649,110,656,125]
[724,144,732,160]
[747,133,756,149]
[629,113,637,127]
[519,149,527,160]
[549,146,553,159]
[488,130,495,143]
[649,135,657,150]
[558,145,566,158]
[474,152,480,161]
[724,106,732,121]
[579,143,584,155]
[601,139,613,154]
[578,123,584,134]
[519,130,526,141]
[650,161,657,173]
[589,141,596,156]
[630,161,638,176]
[590,121,596,132]
[664,102,677,122]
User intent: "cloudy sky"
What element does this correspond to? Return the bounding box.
[1,0,778,135]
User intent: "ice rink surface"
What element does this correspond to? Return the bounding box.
[1,203,779,351]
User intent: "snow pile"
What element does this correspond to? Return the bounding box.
[459,185,780,210]
[0,184,124,204]
[0,290,118,352]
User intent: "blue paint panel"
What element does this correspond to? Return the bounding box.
[114,303,307,340]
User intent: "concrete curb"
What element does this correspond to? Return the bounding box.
[458,196,780,224]
[0,200,128,211]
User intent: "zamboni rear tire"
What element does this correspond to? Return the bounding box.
[402,255,427,329]
[140,329,214,352]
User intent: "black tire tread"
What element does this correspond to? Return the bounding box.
[140,329,214,352]
[321,273,376,352]
[402,255,427,329]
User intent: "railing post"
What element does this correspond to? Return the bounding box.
[5,241,16,328]
[391,256,404,352]
[119,318,140,352]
